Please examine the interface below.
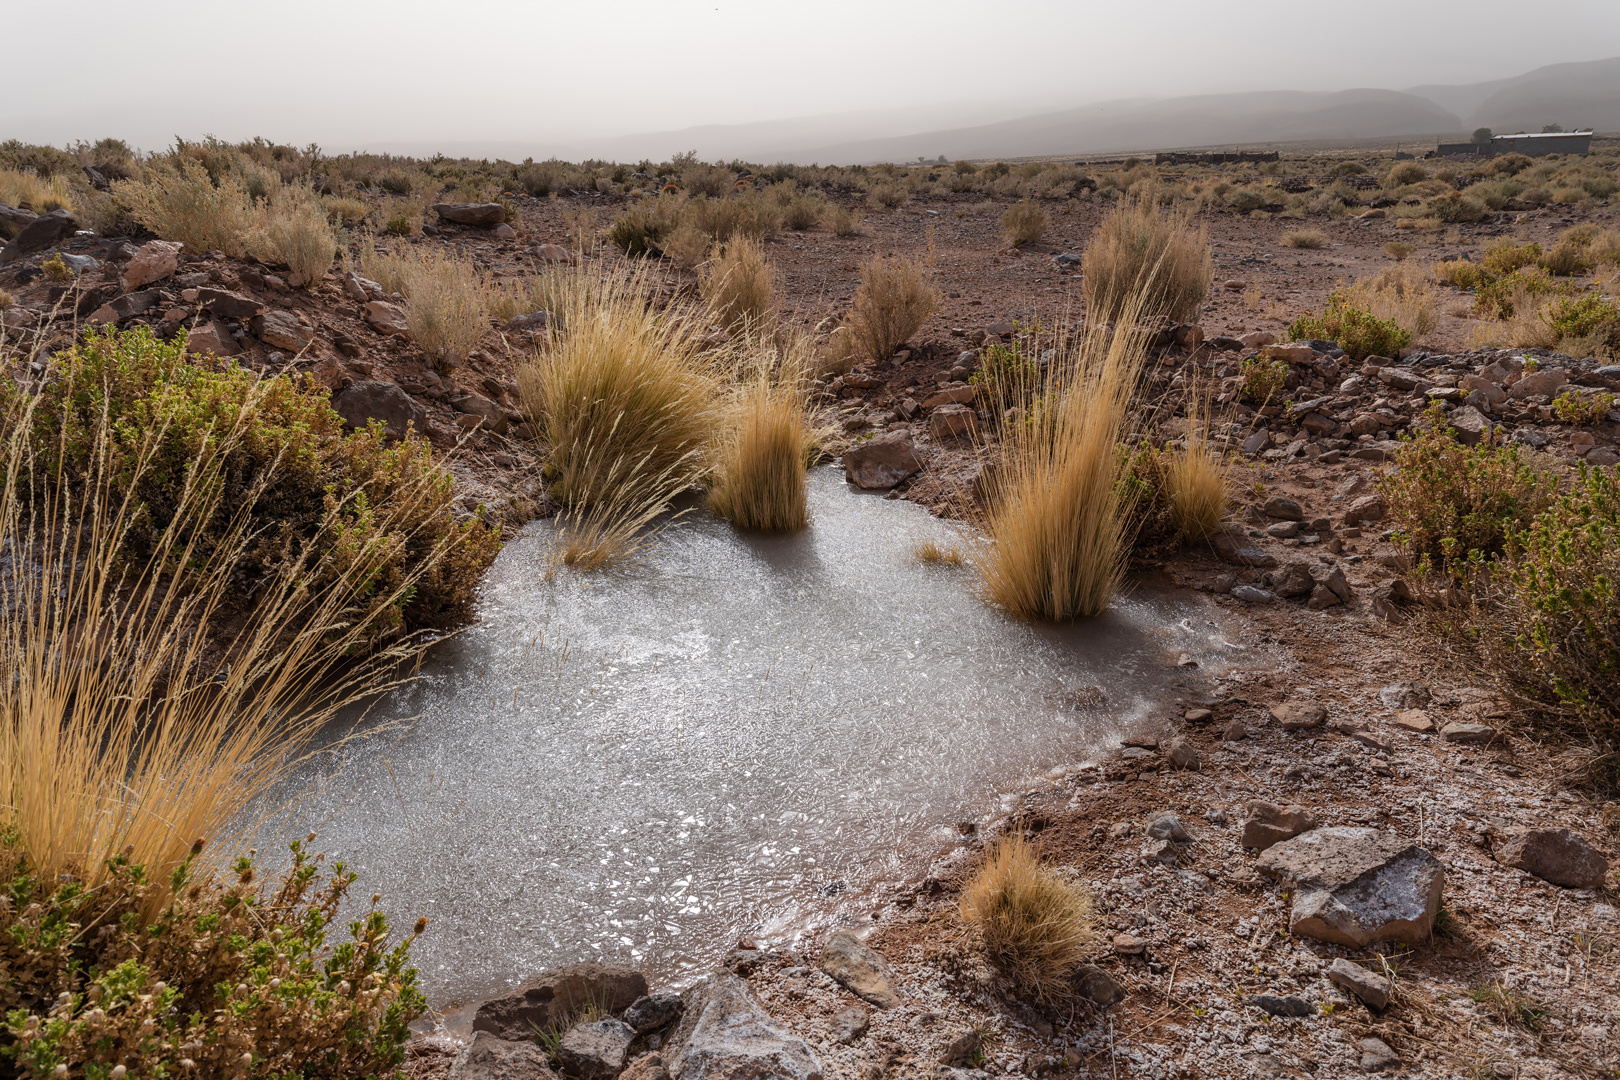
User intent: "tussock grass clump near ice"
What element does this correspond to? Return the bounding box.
[707,342,817,533]
[960,831,1093,1004]
[702,235,777,335]
[1081,190,1212,325]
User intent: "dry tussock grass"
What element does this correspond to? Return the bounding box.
[960,831,1093,1004]
[1337,263,1439,339]
[913,539,964,565]
[845,255,939,362]
[1280,228,1327,249]
[1001,199,1049,247]
[971,306,1148,620]
[702,236,777,335]
[0,168,74,216]
[1082,190,1212,324]
[707,344,815,532]
[360,242,486,367]
[1163,396,1231,541]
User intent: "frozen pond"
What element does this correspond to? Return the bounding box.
[266,467,1248,1008]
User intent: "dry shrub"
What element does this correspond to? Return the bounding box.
[254,184,338,286]
[1082,190,1212,325]
[707,346,815,532]
[1280,229,1327,249]
[518,264,717,534]
[114,158,257,255]
[360,245,486,368]
[960,832,1092,1004]
[1384,241,1414,260]
[971,311,1148,620]
[701,236,777,334]
[782,194,823,231]
[845,255,939,362]
[1001,199,1050,247]
[914,539,964,565]
[0,168,74,216]
[1335,263,1439,340]
[1162,397,1231,541]
[662,223,712,270]
[828,205,865,236]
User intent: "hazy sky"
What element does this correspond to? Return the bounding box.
[7,0,1620,156]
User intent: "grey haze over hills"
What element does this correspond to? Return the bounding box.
[440,56,1614,165]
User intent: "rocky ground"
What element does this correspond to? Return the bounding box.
[4,177,1618,1080]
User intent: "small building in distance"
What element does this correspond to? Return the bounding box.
[1434,130,1592,158]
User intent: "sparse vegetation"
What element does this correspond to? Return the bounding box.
[707,350,814,532]
[1287,292,1411,360]
[1239,356,1290,405]
[843,254,939,362]
[960,832,1092,1004]
[701,236,777,335]
[1001,199,1049,247]
[1280,229,1326,249]
[914,539,965,565]
[1384,241,1413,260]
[1081,191,1212,325]
[1552,389,1617,426]
[1335,263,1439,340]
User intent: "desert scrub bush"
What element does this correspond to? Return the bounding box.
[1279,228,1326,249]
[828,204,865,236]
[1287,292,1411,360]
[1384,241,1414,260]
[0,168,74,216]
[1483,240,1542,276]
[1473,267,1576,320]
[6,326,499,646]
[1426,191,1488,224]
[971,314,1147,620]
[517,264,718,511]
[1540,232,1595,276]
[0,835,426,1077]
[970,339,1040,410]
[781,193,823,231]
[707,348,815,532]
[701,236,777,335]
[364,247,486,369]
[1081,190,1212,325]
[1383,162,1428,188]
[1239,355,1289,404]
[1552,389,1617,425]
[1435,259,1489,289]
[960,831,1092,1004]
[1540,292,1620,350]
[866,185,908,209]
[113,158,257,255]
[252,184,338,287]
[844,254,939,362]
[39,253,72,283]
[1001,199,1050,247]
[1335,263,1439,339]
[1380,411,1553,582]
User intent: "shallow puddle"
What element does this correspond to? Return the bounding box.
[264,467,1249,1009]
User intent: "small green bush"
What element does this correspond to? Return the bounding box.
[1552,390,1617,426]
[971,340,1040,409]
[1472,267,1576,320]
[1380,410,1554,582]
[7,327,500,649]
[1483,242,1542,276]
[0,831,426,1078]
[1286,293,1411,360]
[1239,356,1289,404]
[1541,292,1620,347]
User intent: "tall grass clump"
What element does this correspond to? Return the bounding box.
[707,345,815,532]
[518,266,719,565]
[960,832,1093,1004]
[114,158,257,255]
[844,254,939,362]
[971,310,1148,620]
[701,236,777,335]
[1334,263,1439,340]
[1001,199,1050,247]
[1082,191,1212,325]
[255,184,339,286]
[0,168,75,216]
[1162,397,1231,541]
[360,242,486,368]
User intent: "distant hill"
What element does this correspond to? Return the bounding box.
[1411,57,1620,134]
[765,89,1460,164]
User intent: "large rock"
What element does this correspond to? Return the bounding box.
[366,300,411,336]
[558,1018,635,1080]
[0,202,37,239]
[1496,827,1608,889]
[1269,700,1326,731]
[120,239,181,291]
[1242,800,1318,850]
[186,318,240,357]
[1508,368,1568,400]
[1257,827,1444,947]
[251,309,315,352]
[331,381,430,441]
[1209,524,1278,568]
[474,964,648,1044]
[0,209,77,264]
[922,386,975,409]
[1458,374,1507,407]
[195,286,265,320]
[1326,958,1391,1010]
[434,202,507,226]
[929,403,978,440]
[623,995,683,1035]
[1343,494,1385,526]
[451,391,512,435]
[666,976,821,1080]
[819,931,899,1009]
[842,431,923,490]
[450,1031,558,1080]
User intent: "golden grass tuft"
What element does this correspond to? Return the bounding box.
[844,254,939,362]
[913,539,964,565]
[960,831,1093,1004]
[360,242,486,368]
[114,158,257,255]
[1001,199,1050,247]
[1280,228,1327,249]
[1163,396,1231,541]
[707,349,814,532]
[1082,190,1212,325]
[1384,240,1414,260]
[1336,263,1439,340]
[701,236,777,335]
[970,309,1148,620]
[828,205,865,236]
[0,168,74,217]
[254,185,338,287]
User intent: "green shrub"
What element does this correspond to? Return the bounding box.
[1380,410,1554,582]
[1472,267,1576,319]
[0,832,426,1078]
[1239,356,1289,404]
[1552,390,1617,426]
[1483,242,1542,276]
[7,327,500,648]
[971,340,1040,408]
[1384,162,1428,188]
[1541,292,1620,347]
[1286,293,1411,360]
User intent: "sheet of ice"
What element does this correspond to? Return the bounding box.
[264,467,1247,1007]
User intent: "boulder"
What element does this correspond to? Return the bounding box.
[1458,374,1507,407]
[433,202,507,226]
[449,1031,558,1080]
[1210,524,1278,568]
[922,386,974,409]
[819,931,899,1009]
[186,318,240,357]
[1326,958,1391,1010]
[1391,709,1434,732]
[1449,405,1494,446]
[365,300,411,336]
[1072,965,1125,1008]
[1495,827,1608,889]
[1263,496,1304,521]
[492,223,518,239]
[929,403,978,440]
[558,1018,635,1080]
[1231,585,1275,603]
[0,202,37,239]
[330,381,429,441]
[842,431,923,490]
[119,239,182,291]
[0,209,78,265]
[1241,428,1271,454]
[1508,368,1568,400]
[1161,737,1199,771]
[474,964,648,1044]
[1263,344,1315,364]
[1146,812,1190,841]
[1241,801,1318,850]
[1343,494,1385,526]
[251,309,315,352]
[1440,722,1498,745]
[531,243,573,263]
[451,391,511,435]
[1272,561,1315,599]
[1269,700,1326,731]
[666,976,822,1080]
[195,286,265,320]
[1257,827,1444,947]
[622,994,683,1035]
